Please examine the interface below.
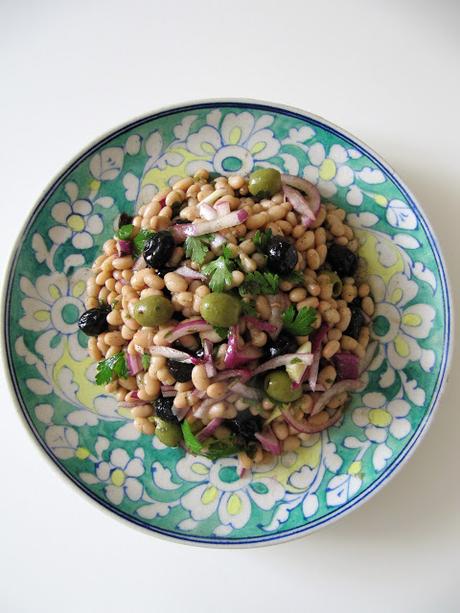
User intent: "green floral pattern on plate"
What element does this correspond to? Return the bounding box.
[4,102,451,545]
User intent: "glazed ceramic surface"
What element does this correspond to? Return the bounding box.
[3,101,451,546]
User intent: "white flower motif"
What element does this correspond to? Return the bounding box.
[93,448,145,506]
[49,182,103,249]
[353,392,411,443]
[368,272,436,385]
[185,110,280,176]
[352,392,411,470]
[19,270,88,363]
[303,143,354,198]
[175,455,284,536]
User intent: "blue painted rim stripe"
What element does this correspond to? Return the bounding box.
[3,101,451,545]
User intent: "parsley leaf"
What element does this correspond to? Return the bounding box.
[253,228,272,252]
[239,271,280,296]
[213,325,229,339]
[201,248,236,292]
[95,352,128,385]
[286,271,305,286]
[133,229,155,257]
[181,421,203,455]
[282,305,317,336]
[116,224,134,240]
[240,299,257,316]
[184,234,214,265]
[141,353,151,370]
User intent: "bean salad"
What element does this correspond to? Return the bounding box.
[79,168,375,470]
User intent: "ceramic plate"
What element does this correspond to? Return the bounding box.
[3,100,452,546]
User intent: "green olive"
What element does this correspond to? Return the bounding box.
[199,292,241,327]
[264,370,303,403]
[248,168,282,199]
[133,295,173,326]
[154,417,182,447]
[323,270,343,298]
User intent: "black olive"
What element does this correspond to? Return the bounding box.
[156,267,176,278]
[168,360,194,382]
[143,231,175,269]
[226,410,263,442]
[345,303,365,339]
[265,236,298,276]
[117,212,133,228]
[264,330,298,359]
[326,244,358,278]
[153,397,179,423]
[78,306,110,337]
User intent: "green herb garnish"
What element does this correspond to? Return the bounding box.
[95,352,128,385]
[213,326,229,339]
[240,299,257,316]
[181,421,203,455]
[253,228,272,252]
[141,353,151,370]
[239,271,280,296]
[184,234,214,265]
[286,271,305,286]
[133,229,155,257]
[116,224,134,240]
[201,246,237,292]
[282,305,317,336]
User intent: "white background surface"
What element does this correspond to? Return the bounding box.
[1,1,459,612]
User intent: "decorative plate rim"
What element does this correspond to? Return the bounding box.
[2,99,453,548]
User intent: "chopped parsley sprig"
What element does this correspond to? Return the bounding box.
[282,305,317,336]
[95,352,128,385]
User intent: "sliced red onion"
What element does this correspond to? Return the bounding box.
[190,388,207,400]
[118,401,150,408]
[243,316,277,334]
[281,174,321,215]
[214,369,253,382]
[237,463,246,478]
[333,352,360,380]
[229,381,263,400]
[117,239,133,256]
[199,202,217,220]
[165,319,212,344]
[255,427,282,455]
[307,324,329,391]
[282,185,316,227]
[203,338,216,378]
[200,188,228,205]
[223,325,263,368]
[161,390,177,398]
[149,346,193,362]
[133,256,146,271]
[215,201,230,216]
[171,405,189,421]
[197,418,223,442]
[122,390,140,403]
[194,393,231,417]
[359,341,379,375]
[310,379,362,416]
[282,407,343,434]
[251,353,313,377]
[211,234,227,249]
[160,385,175,392]
[173,210,249,238]
[175,266,207,281]
[171,224,187,242]
[126,352,143,376]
